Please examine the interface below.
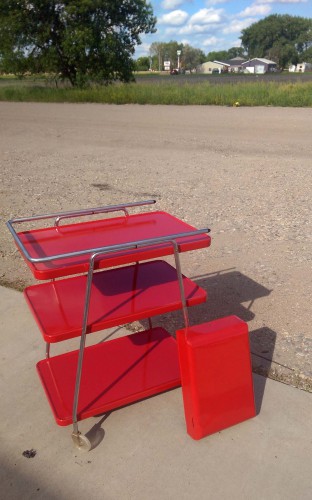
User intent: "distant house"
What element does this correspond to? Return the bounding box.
[197,57,248,74]
[242,58,277,74]
[289,62,312,73]
[196,61,225,74]
[214,57,247,73]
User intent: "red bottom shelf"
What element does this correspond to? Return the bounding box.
[37,327,181,426]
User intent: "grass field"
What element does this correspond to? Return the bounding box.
[1,72,312,106]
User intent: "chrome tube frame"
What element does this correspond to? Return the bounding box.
[172,240,190,329]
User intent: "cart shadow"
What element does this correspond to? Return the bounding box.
[249,327,276,414]
[191,268,272,324]
[84,412,111,450]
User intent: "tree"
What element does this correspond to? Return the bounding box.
[227,47,246,59]
[206,50,229,62]
[135,56,150,71]
[150,41,169,71]
[181,45,205,71]
[149,41,183,71]
[206,47,246,62]
[300,46,312,64]
[267,43,299,69]
[240,14,312,68]
[0,0,156,86]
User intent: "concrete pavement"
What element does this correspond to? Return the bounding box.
[1,285,311,500]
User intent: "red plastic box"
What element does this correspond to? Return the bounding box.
[176,316,256,440]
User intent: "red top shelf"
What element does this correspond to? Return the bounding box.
[17,211,211,280]
[24,260,207,343]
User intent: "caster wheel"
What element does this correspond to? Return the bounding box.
[72,431,92,451]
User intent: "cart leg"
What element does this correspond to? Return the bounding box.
[148,317,153,329]
[71,256,96,451]
[171,241,190,328]
[45,343,50,359]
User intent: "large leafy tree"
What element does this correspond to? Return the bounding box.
[182,44,205,71]
[149,40,183,70]
[0,0,156,86]
[240,14,312,68]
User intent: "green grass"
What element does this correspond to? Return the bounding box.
[0,76,312,106]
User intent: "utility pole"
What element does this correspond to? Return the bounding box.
[177,50,181,72]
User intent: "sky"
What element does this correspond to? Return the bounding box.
[135,0,312,57]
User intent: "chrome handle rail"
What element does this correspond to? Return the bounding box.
[5,222,210,265]
[7,199,156,225]
[6,200,156,262]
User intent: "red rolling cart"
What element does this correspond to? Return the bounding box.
[7,200,211,449]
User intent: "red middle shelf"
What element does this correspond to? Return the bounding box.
[25,260,206,343]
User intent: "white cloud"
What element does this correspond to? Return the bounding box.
[161,0,187,9]
[159,10,189,26]
[189,8,225,24]
[205,0,228,5]
[178,22,224,35]
[135,42,152,58]
[181,38,191,45]
[162,7,226,36]
[231,39,243,48]
[202,36,220,46]
[238,4,271,17]
[165,27,182,35]
[223,18,257,34]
